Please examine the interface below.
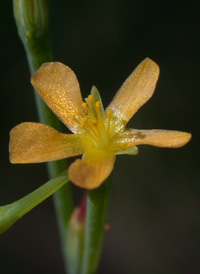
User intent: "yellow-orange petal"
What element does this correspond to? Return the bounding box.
[107,58,160,124]
[9,122,85,163]
[68,155,116,189]
[31,62,85,134]
[115,129,191,148]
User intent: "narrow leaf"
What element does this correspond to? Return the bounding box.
[0,170,68,234]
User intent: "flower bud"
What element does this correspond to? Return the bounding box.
[13,0,50,44]
[13,0,52,72]
[67,202,86,273]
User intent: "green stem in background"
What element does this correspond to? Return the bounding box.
[80,174,112,274]
[13,0,73,272]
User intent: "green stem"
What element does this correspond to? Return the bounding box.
[80,174,112,274]
[13,1,73,272]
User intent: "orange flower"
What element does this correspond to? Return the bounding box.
[9,58,191,189]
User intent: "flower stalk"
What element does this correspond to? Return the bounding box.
[80,174,112,274]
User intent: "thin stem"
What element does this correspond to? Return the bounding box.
[13,1,73,272]
[80,173,112,274]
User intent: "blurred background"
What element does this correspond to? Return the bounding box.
[0,1,199,273]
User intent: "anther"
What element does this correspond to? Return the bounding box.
[88,95,94,101]
[82,102,88,109]
[106,109,113,117]
[96,101,101,108]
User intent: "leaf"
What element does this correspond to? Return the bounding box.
[0,170,69,234]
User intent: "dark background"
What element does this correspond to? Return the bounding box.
[0,1,199,273]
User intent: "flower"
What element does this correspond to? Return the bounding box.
[9,58,191,189]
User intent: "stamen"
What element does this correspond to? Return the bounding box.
[106,109,113,117]
[80,117,87,128]
[88,95,94,102]
[82,102,88,109]
[94,101,109,143]
[83,120,100,145]
[85,97,98,124]
[95,101,103,123]
[72,94,116,148]
[95,101,101,108]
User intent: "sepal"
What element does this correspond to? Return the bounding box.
[116,146,139,155]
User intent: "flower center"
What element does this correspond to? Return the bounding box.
[73,95,114,149]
